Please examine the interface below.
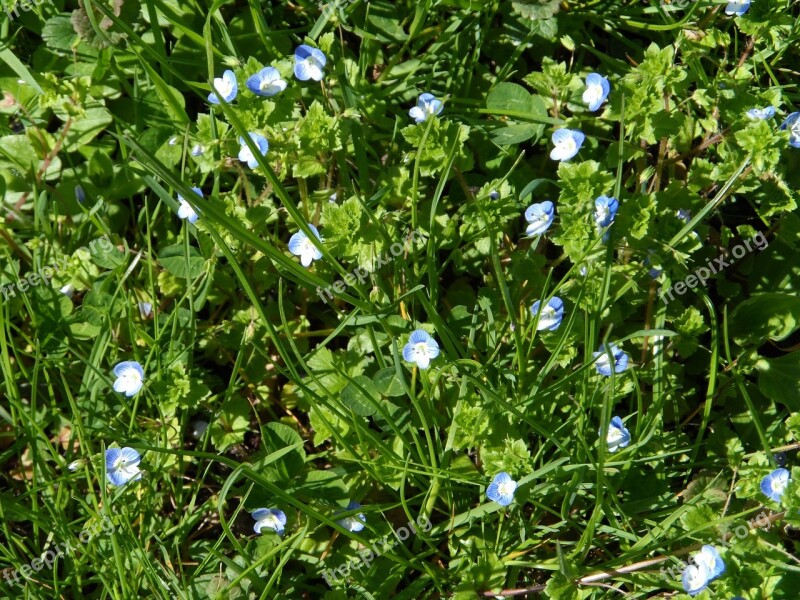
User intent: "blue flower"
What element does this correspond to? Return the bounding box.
[760,467,790,502]
[524,201,555,236]
[780,112,800,148]
[550,129,584,161]
[208,69,238,104]
[601,416,631,452]
[583,73,610,112]
[177,187,203,224]
[694,545,726,581]
[593,343,629,376]
[409,93,444,123]
[252,508,287,535]
[105,447,142,486]
[746,106,776,120]
[190,144,204,157]
[238,132,269,169]
[138,302,153,319]
[288,224,323,267]
[294,45,326,81]
[337,501,366,532]
[725,0,750,15]
[402,329,440,370]
[246,67,287,97]
[682,562,710,596]
[594,195,619,229]
[113,361,144,396]
[489,190,500,200]
[677,208,692,222]
[486,472,517,506]
[530,297,564,332]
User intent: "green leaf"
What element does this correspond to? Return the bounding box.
[756,353,800,412]
[341,375,381,416]
[729,293,800,345]
[158,244,206,279]
[372,368,406,397]
[210,397,251,452]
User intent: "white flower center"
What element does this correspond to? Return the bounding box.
[585,84,603,105]
[215,78,233,97]
[121,370,141,387]
[596,206,609,222]
[684,565,707,589]
[772,474,788,494]
[497,480,515,497]
[301,238,317,255]
[414,342,430,358]
[558,137,577,155]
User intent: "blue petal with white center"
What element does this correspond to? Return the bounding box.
[409,92,444,123]
[682,562,710,596]
[402,329,440,370]
[746,106,776,120]
[288,224,324,267]
[246,67,287,97]
[208,69,238,104]
[530,297,564,332]
[294,45,326,81]
[105,447,142,486]
[113,361,145,396]
[486,472,517,506]
[252,508,287,535]
[177,187,203,224]
[550,129,584,161]
[600,416,631,452]
[593,343,629,376]
[725,0,750,15]
[337,501,366,532]
[594,195,619,229]
[760,467,791,502]
[524,201,555,236]
[582,73,610,112]
[238,132,269,169]
[694,545,725,581]
[780,112,800,148]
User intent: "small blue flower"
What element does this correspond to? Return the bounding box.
[693,545,725,581]
[208,69,238,104]
[113,361,144,396]
[402,329,440,370]
[746,106,776,120]
[74,184,86,204]
[177,187,203,224]
[682,562,710,596]
[583,73,610,112]
[252,508,287,535]
[524,201,555,236]
[550,129,584,161]
[725,0,750,15]
[337,501,366,532]
[486,472,517,506]
[780,112,800,148]
[600,416,631,452]
[677,208,692,222]
[238,132,269,169]
[760,467,790,502]
[294,45,326,81]
[409,93,444,123]
[489,190,500,200]
[593,343,629,376]
[288,224,324,267]
[105,447,142,486]
[190,144,204,157]
[138,302,153,319]
[530,297,564,332]
[594,195,619,229]
[246,67,287,97]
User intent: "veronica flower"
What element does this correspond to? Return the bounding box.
[252,508,287,535]
[190,144,204,157]
[208,69,238,104]
[594,195,619,229]
[550,129,584,161]
[288,224,323,267]
[677,208,692,222]
[105,447,142,486]
[113,361,144,397]
[402,329,440,370]
[489,190,500,200]
[191,420,209,440]
[67,459,85,471]
[760,467,791,502]
[582,73,610,112]
[746,106,776,120]
[60,284,75,298]
[74,184,86,204]
[725,0,750,15]
[524,201,555,236]
[294,45,326,81]
[682,562,710,596]
[238,132,269,169]
[138,302,153,319]
[530,297,564,331]
[593,343,629,376]
[409,93,444,123]
[601,416,631,452]
[337,501,366,532]
[693,545,726,582]
[780,112,800,148]
[486,472,517,506]
[246,67,287,97]
[177,187,203,224]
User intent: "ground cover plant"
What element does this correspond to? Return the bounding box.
[2,0,800,598]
